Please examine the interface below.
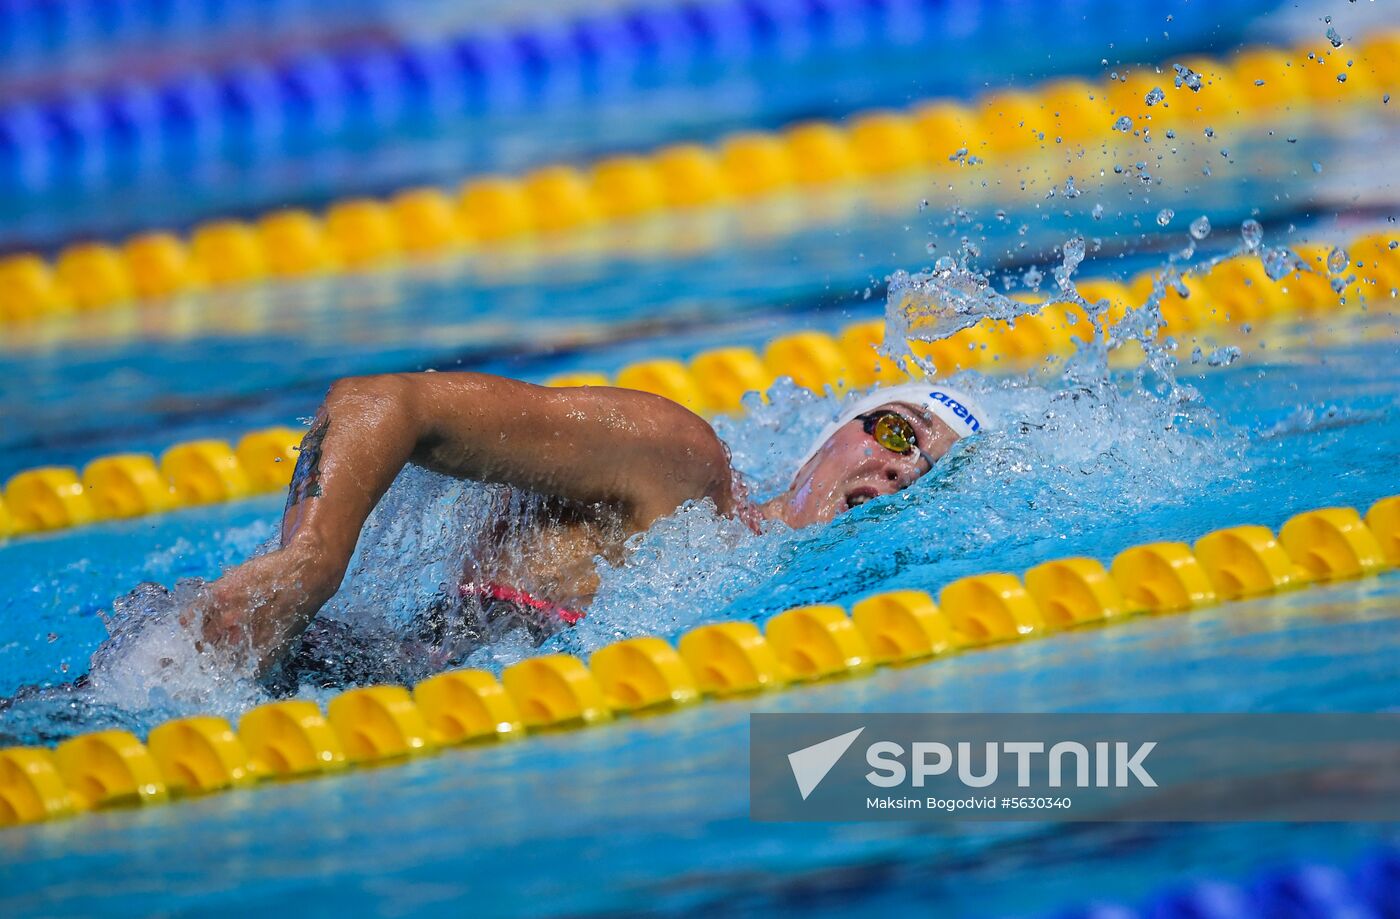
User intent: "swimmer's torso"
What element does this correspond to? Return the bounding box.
[271,489,635,691]
[460,489,632,612]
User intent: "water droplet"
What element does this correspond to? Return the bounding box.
[1165,129,1176,139]
[1203,126,1215,138]
[1156,208,1175,227]
[1312,161,1323,174]
[1091,203,1105,220]
[1144,87,1165,106]
[1327,27,1343,48]
[1263,246,1296,280]
[1241,219,1264,252]
[1172,63,1202,92]
[1336,72,1347,83]
[1063,176,1081,198]
[1327,246,1349,274]
[1113,115,1133,132]
[1206,346,1241,367]
[1063,236,1086,265]
[1023,266,1044,290]
[1190,215,1211,239]
[1254,79,1266,87]
[926,241,938,255]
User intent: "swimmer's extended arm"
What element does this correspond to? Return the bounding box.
[193,372,732,673]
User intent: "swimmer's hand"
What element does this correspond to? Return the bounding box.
[180,539,337,673]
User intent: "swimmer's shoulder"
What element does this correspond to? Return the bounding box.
[563,384,737,520]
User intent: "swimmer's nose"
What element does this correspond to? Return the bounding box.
[883,462,918,490]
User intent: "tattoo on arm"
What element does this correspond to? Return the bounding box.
[285,415,329,512]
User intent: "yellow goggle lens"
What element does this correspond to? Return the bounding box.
[873,413,916,454]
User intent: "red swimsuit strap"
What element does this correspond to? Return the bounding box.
[460,582,586,625]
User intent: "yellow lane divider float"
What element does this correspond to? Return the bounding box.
[1,497,1396,828]
[0,228,1396,540]
[1,431,304,538]
[0,33,1395,323]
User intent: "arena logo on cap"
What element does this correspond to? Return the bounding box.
[928,390,980,433]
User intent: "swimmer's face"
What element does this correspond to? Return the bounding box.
[783,402,959,528]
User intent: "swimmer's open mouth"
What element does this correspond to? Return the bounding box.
[845,486,879,509]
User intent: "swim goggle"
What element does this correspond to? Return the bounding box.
[855,410,938,470]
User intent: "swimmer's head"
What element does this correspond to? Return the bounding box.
[774,384,988,528]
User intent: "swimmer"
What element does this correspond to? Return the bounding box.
[182,372,987,681]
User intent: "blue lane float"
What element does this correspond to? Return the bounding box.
[0,0,391,74]
[1041,848,1400,919]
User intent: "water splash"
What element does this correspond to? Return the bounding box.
[882,259,1042,358]
[50,468,576,720]
[1172,64,1202,92]
[1206,346,1242,367]
[543,371,1243,664]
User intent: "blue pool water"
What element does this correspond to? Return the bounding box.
[2,5,1399,912]
[2,181,1397,913]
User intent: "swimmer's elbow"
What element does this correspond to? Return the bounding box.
[664,416,733,503]
[326,372,415,412]
[324,373,422,437]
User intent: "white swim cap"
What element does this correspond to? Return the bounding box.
[793,382,990,475]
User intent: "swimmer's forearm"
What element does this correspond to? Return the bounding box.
[204,375,424,673]
[279,374,422,557]
[197,543,331,673]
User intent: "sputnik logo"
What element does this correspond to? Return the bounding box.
[787,727,865,800]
